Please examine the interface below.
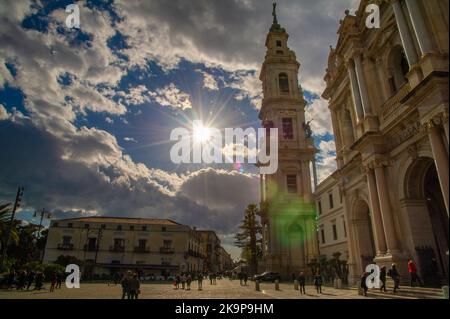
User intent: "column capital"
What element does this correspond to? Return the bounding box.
[373,158,393,169]
[424,117,443,133]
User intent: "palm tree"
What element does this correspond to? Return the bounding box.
[0,203,19,252]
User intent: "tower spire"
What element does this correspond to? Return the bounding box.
[272,2,278,25]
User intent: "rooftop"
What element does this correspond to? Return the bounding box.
[54,216,182,226]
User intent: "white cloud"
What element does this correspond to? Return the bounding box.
[197,70,219,91]
[117,85,151,106]
[316,139,337,183]
[149,83,192,110]
[123,137,137,143]
[105,117,114,124]
[305,98,333,136]
[224,72,262,109]
[0,104,9,120]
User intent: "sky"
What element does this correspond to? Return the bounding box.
[0,0,359,260]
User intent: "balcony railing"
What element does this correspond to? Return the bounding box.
[133,247,150,254]
[109,246,125,252]
[159,247,175,254]
[381,83,411,121]
[57,243,74,251]
[83,245,98,252]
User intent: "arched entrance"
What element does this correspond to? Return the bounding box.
[405,157,449,284]
[353,199,376,272]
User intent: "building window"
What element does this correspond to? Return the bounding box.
[276,40,282,47]
[318,200,322,215]
[162,226,167,232]
[279,73,289,93]
[117,225,122,231]
[320,228,325,244]
[87,238,97,251]
[67,223,73,228]
[130,225,134,231]
[282,118,294,140]
[62,236,72,246]
[84,224,89,229]
[329,193,334,209]
[332,223,338,240]
[113,238,125,251]
[142,226,147,231]
[163,240,172,248]
[286,174,297,193]
[343,218,347,238]
[101,224,106,229]
[388,46,409,94]
[138,239,147,249]
[53,222,59,227]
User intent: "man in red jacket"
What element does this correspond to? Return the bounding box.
[408,260,424,287]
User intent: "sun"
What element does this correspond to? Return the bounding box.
[193,124,212,143]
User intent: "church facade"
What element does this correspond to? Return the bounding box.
[319,0,448,285]
[258,5,319,278]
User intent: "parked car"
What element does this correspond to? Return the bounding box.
[253,272,281,282]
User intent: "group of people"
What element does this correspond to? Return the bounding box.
[173,272,204,290]
[2,267,56,291]
[360,260,424,296]
[294,272,323,294]
[120,271,141,299]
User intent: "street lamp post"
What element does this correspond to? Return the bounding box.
[34,208,52,263]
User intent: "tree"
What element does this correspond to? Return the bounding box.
[0,203,19,252]
[234,204,262,274]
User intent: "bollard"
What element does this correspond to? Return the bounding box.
[357,280,363,296]
[255,280,260,291]
[275,279,280,291]
[294,280,299,291]
[337,278,342,289]
[443,286,449,299]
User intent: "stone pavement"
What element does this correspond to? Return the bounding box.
[0,279,370,299]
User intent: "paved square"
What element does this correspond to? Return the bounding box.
[0,279,370,299]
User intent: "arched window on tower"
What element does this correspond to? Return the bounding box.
[387,46,409,95]
[279,73,290,94]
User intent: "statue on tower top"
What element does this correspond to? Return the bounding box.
[272,2,278,25]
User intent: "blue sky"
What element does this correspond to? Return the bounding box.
[0,0,359,259]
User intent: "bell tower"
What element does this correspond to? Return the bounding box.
[259,3,318,277]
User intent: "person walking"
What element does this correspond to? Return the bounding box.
[379,266,387,292]
[238,272,243,286]
[408,260,423,287]
[50,271,57,292]
[128,273,141,299]
[181,273,186,290]
[35,272,44,290]
[56,271,64,289]
[298,272,306,294]
[243,273,248,286]
[197,272,203,290]
[360,272,369,297]
[314,273,323,294]
[175,274,180,290]
[388,263,400,293]
[120,271,131,299]
[26,270,35,290]
[186,274,192,291]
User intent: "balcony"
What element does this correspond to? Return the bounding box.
[57,243,74,251]
[83,245,98,252]
[381,83,411,122]
[159,247,175,254]
[109,246,125,252]
[133,247,150,254]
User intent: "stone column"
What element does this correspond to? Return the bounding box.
[347,60,364,122]
[405,0,434,56]
[354,54,373,116]
[443,111,449,146]
[374,162,400,253]
[375,57,389,102]
[426,120,449,215]
[365,166,388,255]
[301,160,312,203]
[392,0,419,66]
